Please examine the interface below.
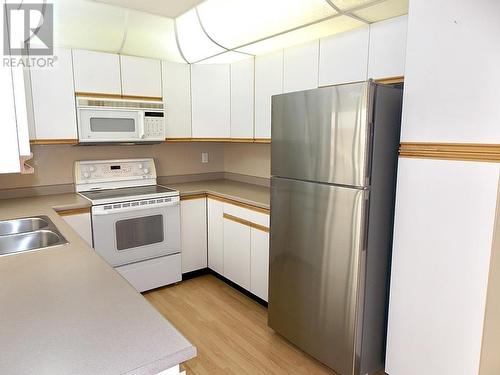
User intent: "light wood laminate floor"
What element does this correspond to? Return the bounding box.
[144,274,338,375]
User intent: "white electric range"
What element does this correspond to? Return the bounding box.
[75,158,181,292]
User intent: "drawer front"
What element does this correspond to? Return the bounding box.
[223,203,269,227]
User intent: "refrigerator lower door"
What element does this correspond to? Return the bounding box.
[271,82,371,188]
[269,177,367,375]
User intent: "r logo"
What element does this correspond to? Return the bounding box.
[3,3,53,56]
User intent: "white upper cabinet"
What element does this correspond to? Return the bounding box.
[191,64,231,138]
[230,58,254,139]
[255,50,283,139]
[72,49,122,95]
[162,61,192,138]
[30,48,77,140]
[120,55,162,98]
[368,15,408,79]
[283,40,319,93]
[319,26,369,86]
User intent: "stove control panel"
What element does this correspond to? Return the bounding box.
[74,159,157,190]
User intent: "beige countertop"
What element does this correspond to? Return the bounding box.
[165,179,270,209]
[0,193,196,375]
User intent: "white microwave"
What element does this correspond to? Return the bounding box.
[76,96,165,144]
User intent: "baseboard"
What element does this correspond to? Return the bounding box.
[207,269,268,308]
[182,268,210,281]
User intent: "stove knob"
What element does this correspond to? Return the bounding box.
[143,168,149,174]
[138,164,143,169]
[89,166,95,172]
[83,172,90,178]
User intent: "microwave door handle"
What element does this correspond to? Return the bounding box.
[138,112,145,139]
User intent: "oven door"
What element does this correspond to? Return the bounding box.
[91,198,180,267]
[78,108,144,142]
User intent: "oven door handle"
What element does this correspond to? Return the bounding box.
[92,201,179,216]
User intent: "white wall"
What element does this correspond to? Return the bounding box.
[400,0,500,143]
[387,1,500,374]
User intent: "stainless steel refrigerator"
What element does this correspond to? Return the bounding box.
[268,81,403,375]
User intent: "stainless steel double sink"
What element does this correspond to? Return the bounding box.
[0,216,68,257]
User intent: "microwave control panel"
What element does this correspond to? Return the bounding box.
[144,114,164,139]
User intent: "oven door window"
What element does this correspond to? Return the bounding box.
[115,215,164,251]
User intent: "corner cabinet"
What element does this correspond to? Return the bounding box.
[230,58,254,139]
[207,197,270,302]
[29,48,78,141]
[163,61,192,138]
[191,64,231,138]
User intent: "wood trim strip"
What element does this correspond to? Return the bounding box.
[223,213,269,233]
[180,193,208,201]
[375,76,404,84]
[253,138,271,144]
[56,207,91,216]
[30,139,78,145]
[208,194,270,214]
[75,92,163,101]
[399,142,500,162]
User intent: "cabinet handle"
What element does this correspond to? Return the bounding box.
[223,213,269,233]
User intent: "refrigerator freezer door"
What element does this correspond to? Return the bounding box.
[268,177,366,375]
[271,82,371,187]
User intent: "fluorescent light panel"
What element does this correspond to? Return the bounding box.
[197,0,336,49]
[237,15,364,55]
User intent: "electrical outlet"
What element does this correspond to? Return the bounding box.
[201,152,209,163]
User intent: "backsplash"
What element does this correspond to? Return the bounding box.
[0,142,271,191]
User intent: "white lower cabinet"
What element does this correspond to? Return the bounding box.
[250,229,269,301]
[180,198,207,274]
[207,198,224,274]
[61,212,93,247]
[223,217,251,290]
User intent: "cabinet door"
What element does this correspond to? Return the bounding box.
[230,58,254,139]
[0,61,20,173]
[30,48,77,140]
[163,61,191,138]
[72,49,121,95]
[181,198,207,273]
[191,64,230,138]
[319,26,369,86]
[255,50,283,139]
[223,217,251,290]
[283,40,319,93]
[207,198,224,274]
[250,228,269,301]
[368,15,408,79]
[61,213,93,247]
[120,55,162,98]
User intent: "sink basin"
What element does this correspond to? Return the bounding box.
[0,217,49,236]
[0,230,68,256]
